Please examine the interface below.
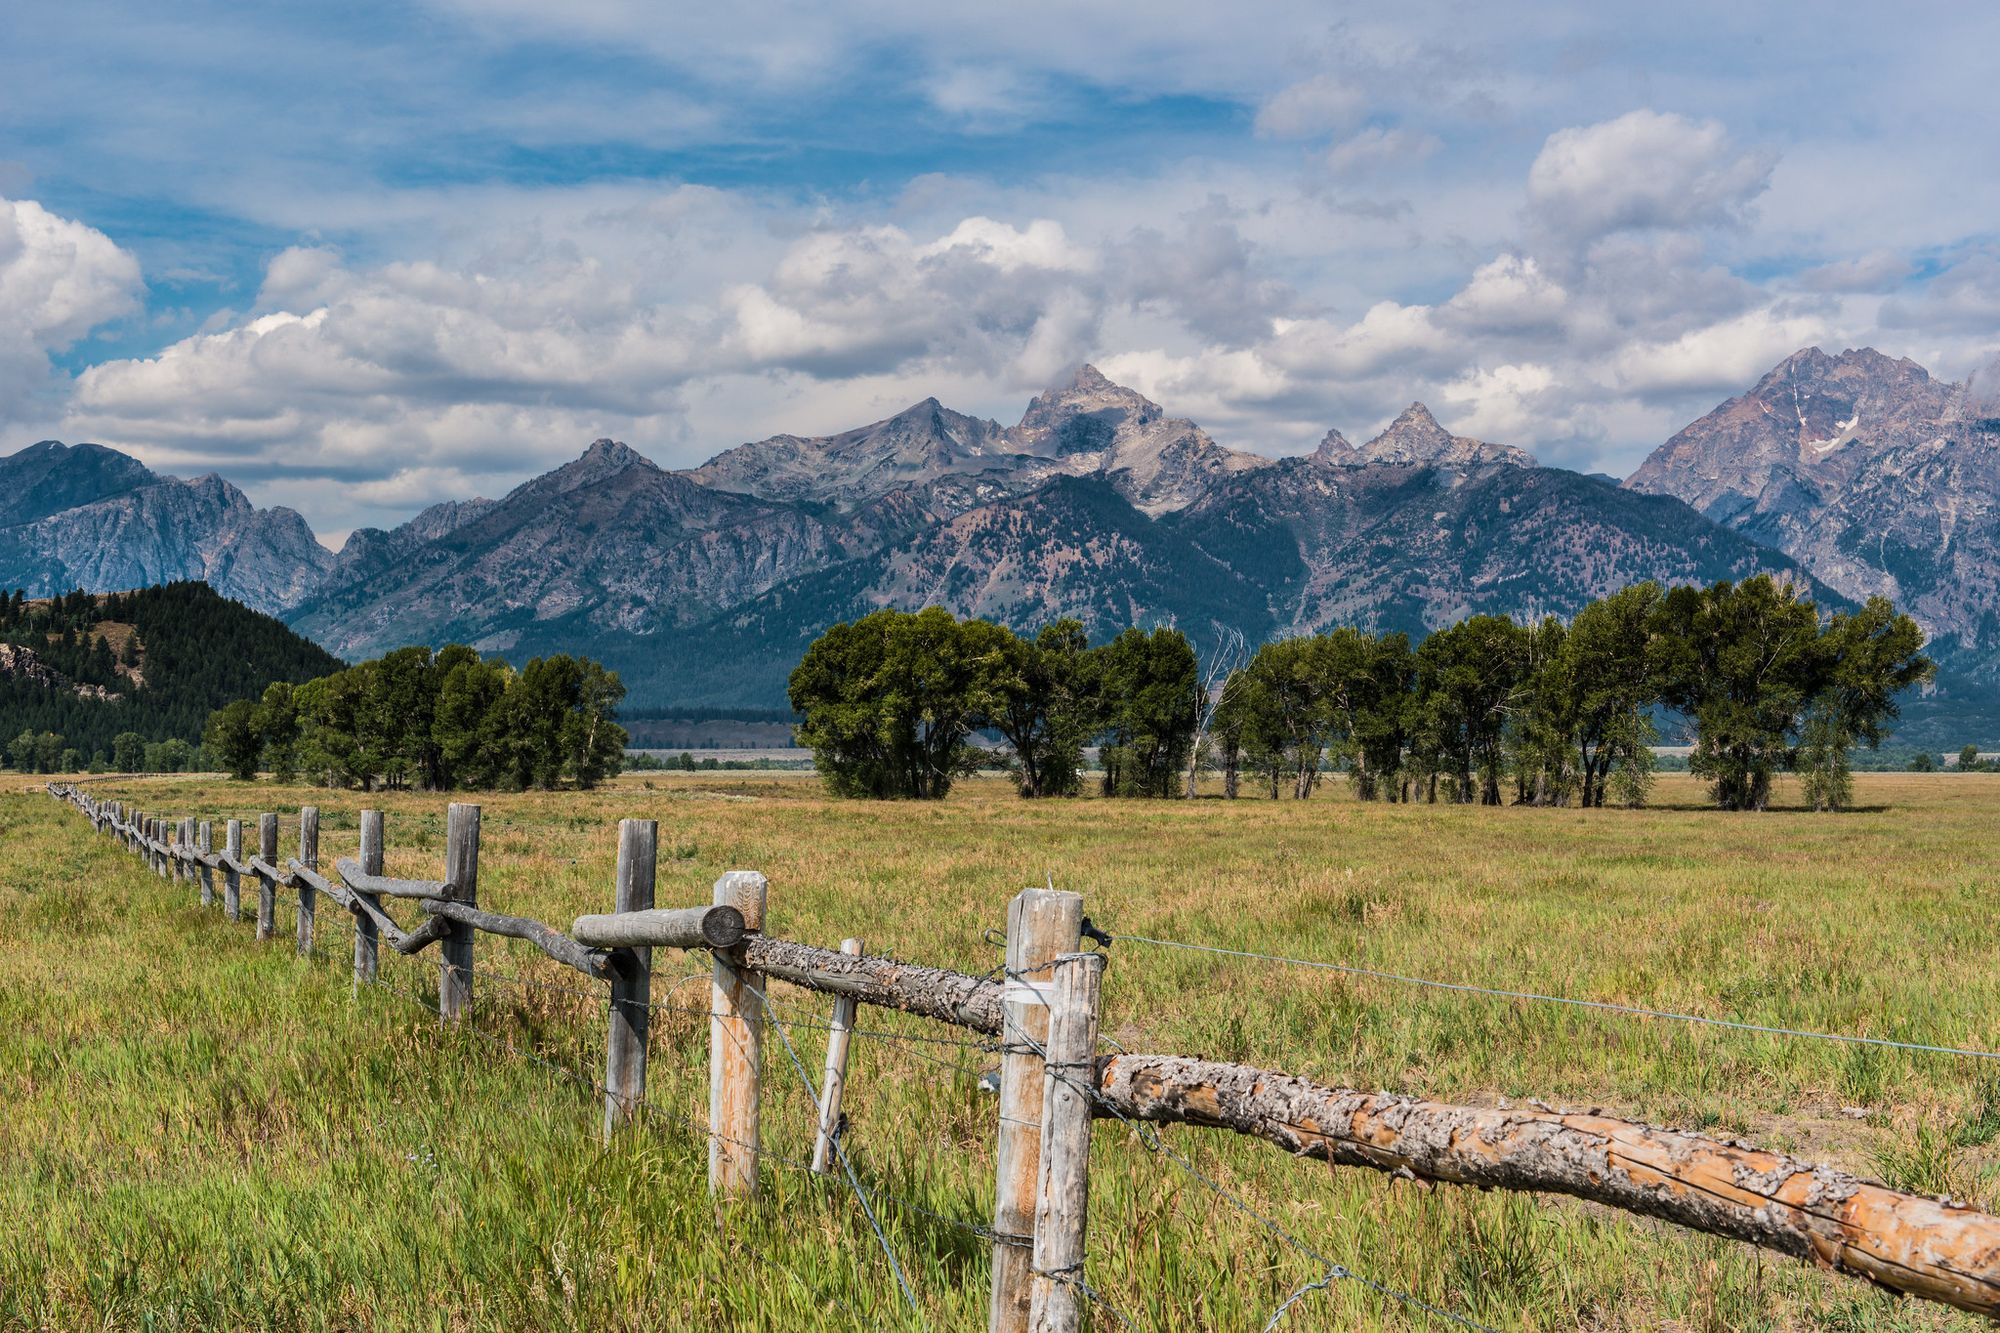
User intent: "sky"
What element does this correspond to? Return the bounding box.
[2,0,1997,545]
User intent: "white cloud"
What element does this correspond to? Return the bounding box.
[1441,362,1556,443]
[1527,110,1775,240]
[1254,74,1366,139]
[1323,126,1441,175]
[1441,254,1568,335]
[1793,249,1913,294]
[1607,307,1830,398]
[0,196,143,419]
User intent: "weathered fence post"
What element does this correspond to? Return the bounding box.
[603,818,657,1141]
[296,805,318,956]
[353,809,383,986]
[990,888,1083,1333]
[1029,951,1106,1333]
[178,817,194,883]
[256,813,278,940]
[811,936,864,1174]
[438,803,480,1021]
[153,818,167,877]
[223,819,243,922]
[709,869,767,1200]
[197,820,214,907]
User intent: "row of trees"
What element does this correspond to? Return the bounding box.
[788,577,1932,811]
[5,729,199,774]
[203,645,629,790]
[789,610,1198,799]
[1211,580,1929,811]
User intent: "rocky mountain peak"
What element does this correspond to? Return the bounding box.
[0,439,160,530]
[579,438,651,470]
[1312,428,1358,465]
[1013,364,1164,456]
[1627,345,1999,658]
[505,439,657,506]
[1325,403,1535,469]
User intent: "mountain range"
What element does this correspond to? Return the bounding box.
[4,348,1995,742]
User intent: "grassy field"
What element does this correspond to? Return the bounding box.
[5,770,2000,1330]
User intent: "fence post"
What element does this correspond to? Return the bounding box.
[256,813,278,940]
[197,820,214,907]
[179,817,195,884]
[224,819,243,922]
[709,869,767,1200]
[1029,952,1107,1333]
[811,936,864,1174]
[296,805,319,956]
[152,818,166,877]
[603,818,657,1141]
[990,888,1083,1333]
[439,803,480,1021]
[354,810,383,986]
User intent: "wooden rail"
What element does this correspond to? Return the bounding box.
[42,782,2000,1321]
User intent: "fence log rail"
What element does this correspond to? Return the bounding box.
[423,899,615,979]
[38,781,2000,1322]
[332,858,449,899]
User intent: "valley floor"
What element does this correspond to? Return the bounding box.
[4,772,2000,1329]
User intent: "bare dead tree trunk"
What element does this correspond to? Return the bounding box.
[1184,627,1245,799]
[1094,1053,2000,1317]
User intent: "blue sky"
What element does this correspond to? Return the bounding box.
[2,0,1997,541]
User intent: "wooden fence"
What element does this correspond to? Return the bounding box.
[43,782,2000,1327]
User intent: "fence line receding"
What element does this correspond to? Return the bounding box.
[42,781,2000,1327]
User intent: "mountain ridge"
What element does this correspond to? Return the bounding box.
[7,348,1996,741]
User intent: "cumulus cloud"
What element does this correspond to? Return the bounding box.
[1441,362,1559,443]
[1440,255,1568,336]
[1606,306,1830,398]
[1527,110,1775,240]
[0,196,142,418]
[59,208,1123,525]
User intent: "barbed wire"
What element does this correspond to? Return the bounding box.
[746,977,927,1327]
[1105,929,2000,1061]
[1004,968,1497,1333]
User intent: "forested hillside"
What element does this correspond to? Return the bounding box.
[0,582,344,763]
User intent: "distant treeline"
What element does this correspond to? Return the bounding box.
[0,582,344,761]
[618,705,803,725]
[203,645,628,791]
[788,577,1932,811]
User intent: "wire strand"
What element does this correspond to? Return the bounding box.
[1109,930,2000,1061]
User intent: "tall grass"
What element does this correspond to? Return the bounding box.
[3,772,1998,1329]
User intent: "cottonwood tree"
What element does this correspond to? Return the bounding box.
[256,681,300,781]
[789,607,1011,799]
[1652,576,1928,812]
[1797,595,1932,810]
[1413,615,1531,805]
[1094,626,1199,798]
[204,699,263,779]
[111,731,146,773]
[991,619,1095,798]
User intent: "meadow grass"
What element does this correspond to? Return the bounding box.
[4,770,2000,1329]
